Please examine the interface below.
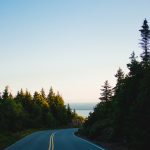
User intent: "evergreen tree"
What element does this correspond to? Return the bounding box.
[139,19,150,65]
[67,104,72,122]
[2,86,10,100]
[115,68,124,83]
[47,87,55,104]
[99,80,112,103]
[40,88,46,99]
[33,91,42,103]
[114,68,124,93]
[0,86,81,133]
[79,19,150,150]
[127,52,142,76]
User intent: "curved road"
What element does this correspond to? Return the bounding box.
[6,128,105,150]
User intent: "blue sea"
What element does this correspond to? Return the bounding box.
[69,103,98,118]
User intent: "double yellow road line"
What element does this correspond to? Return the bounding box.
[48,133,55,150]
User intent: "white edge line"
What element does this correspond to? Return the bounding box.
[73,133,106,150]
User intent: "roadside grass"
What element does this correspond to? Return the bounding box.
[0,129,40,150]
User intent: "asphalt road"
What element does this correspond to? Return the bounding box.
[6,128,105,150]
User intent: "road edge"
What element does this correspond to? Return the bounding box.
[73,132,106,150]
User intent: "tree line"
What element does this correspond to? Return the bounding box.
[78,19,150,150]
[0,86,83,132]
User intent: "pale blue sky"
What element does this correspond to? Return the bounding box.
[0,0,150,102]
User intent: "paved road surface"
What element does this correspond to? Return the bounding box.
[6,128,105,150]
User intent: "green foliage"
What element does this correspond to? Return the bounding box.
[0,87,79,132]
[79,19,150,150]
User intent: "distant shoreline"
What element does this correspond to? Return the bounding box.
[71,109,93,110]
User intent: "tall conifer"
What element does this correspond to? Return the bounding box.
[139,19,150,66]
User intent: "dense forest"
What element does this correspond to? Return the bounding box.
[0,86,83,132]
[78,19,150,150]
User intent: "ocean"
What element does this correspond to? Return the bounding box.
[69,103,98,118]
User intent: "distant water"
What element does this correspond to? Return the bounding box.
[75,109,93,118]
[69,103,98,118]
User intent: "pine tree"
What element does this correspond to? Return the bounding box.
[15,89,25,104]
[99,80,112,103]
[127,52,142,76]
[33,91,41,103]
[40,88,46,99]
[114,68,125,93]
[47,87,55,103]
[67,104,72,122]
[139,19,150,66]
[115,68,124,84]
[2,86,12,100]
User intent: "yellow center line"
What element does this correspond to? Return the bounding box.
[51,134,53,150]
[48,134,52,150]
[48,133,55,150]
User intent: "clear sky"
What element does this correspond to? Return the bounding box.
[0,0,150,103]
